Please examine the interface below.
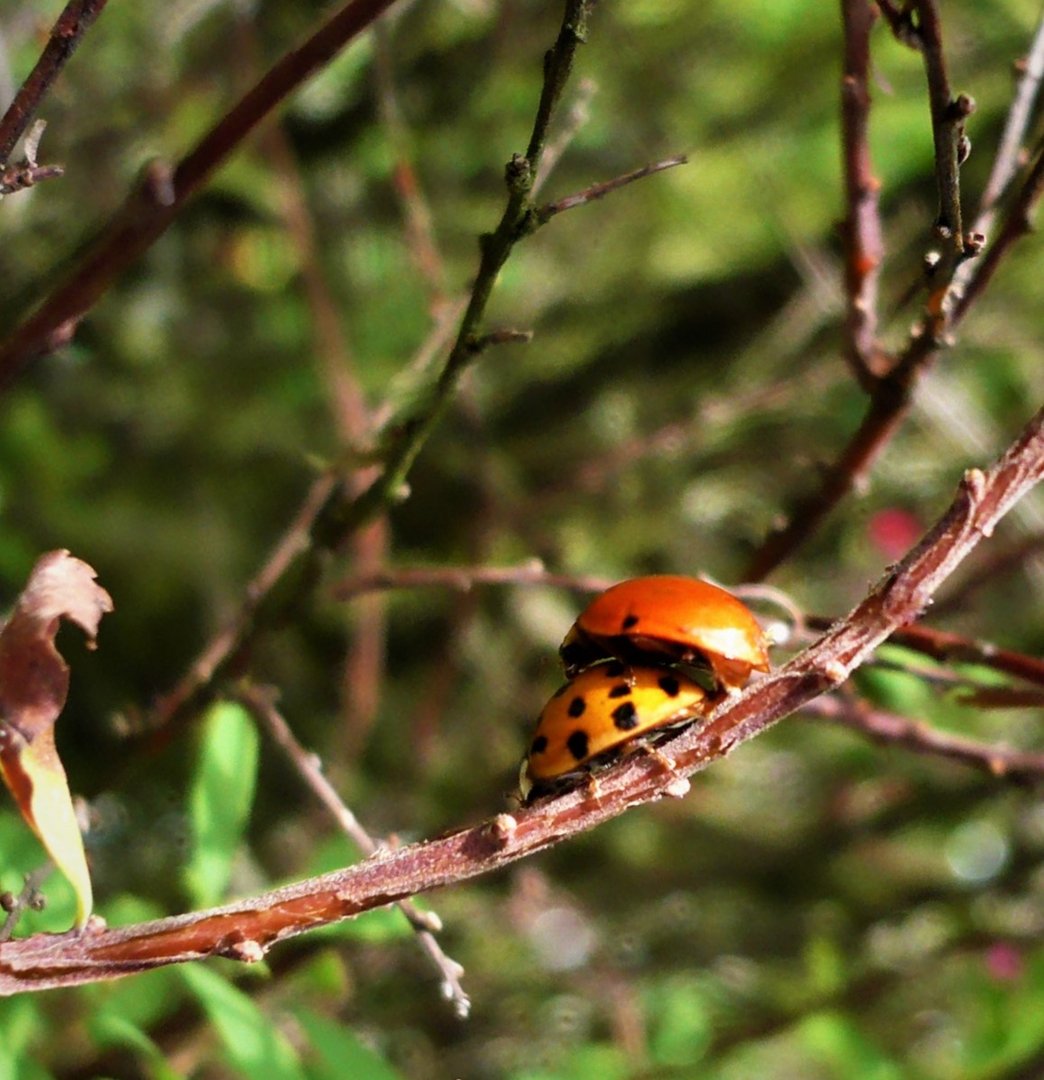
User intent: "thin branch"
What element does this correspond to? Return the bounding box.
[0,0,401,388]
[334,562,1044,694]
[0,117,64,198]
[0,160,63,197]
[147,0,609,733]
[875,0,917,45]
[244,11,391,750]
[149,473,338,731]
[0,867,50,943]
[953,132,1044,322]
[933,530,1044,615]
[963,12,1044,247]
[333,560,612,600]
[805,694,1044,781]
[0,0,108,166]
[745,0,1001,579]
[525,1,594,167]
[237,684,470,1018]
[839,0,886,386]
[910,0,968,250]
[534,155,687,221]
[882,622,1044,688]
[748,117,1044,580]
[2,397,1043,993]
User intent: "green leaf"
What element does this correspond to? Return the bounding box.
[180,965,305,1080]
[184,701,259,908]
[0,996,47,1080]
[796,1011,903,1080]
[86,1013,181,1080]
[294,1007,404,1080]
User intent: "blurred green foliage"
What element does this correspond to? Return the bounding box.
[0,0,1043,1077]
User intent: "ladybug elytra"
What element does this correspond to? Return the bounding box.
[559,575,770,691]
[519,661,712,801]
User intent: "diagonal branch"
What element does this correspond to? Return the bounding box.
[148,1,612,733]
[961,12,1044,260]
[0,0,109,167]
[746,0,993,580]
[746,129,1044,582]
[910,0,967,251]
[839,0,886,386]
[803,695,1044,781]
[0,0,401,389]
[3,398,1043,994]
[238,684,470,1018]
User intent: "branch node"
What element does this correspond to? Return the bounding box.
[822,659,850,686]
[663,776,691,799]
[505,153,533,195]
[963,230,986,256]
[962,466,987,501]
[482,813,518,849]
[948,92,976,119]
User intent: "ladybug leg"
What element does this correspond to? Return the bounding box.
[620,737,681,779]
[641,742,681,777]
[581,772,604,806]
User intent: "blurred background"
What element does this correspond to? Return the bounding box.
[1,0,1043,1076]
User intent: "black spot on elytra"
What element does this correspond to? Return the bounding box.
[530,735,548,755]
[612,701,639,730]
[567,696,587,718]
[621,614,640,630]
[566,729,590,761]
[658,674,682,696]
[607,681,632,699]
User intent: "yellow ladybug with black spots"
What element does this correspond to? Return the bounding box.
[519,661,713,802]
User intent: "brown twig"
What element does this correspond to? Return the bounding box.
[746,0,994,580]
[910,1,968,255]
[2,399,1043,993]
[746,134,1044,582]
[0,0,401,388]
[149,473,338,732]
[932,530,1044,616]
[236,684,470,1018]
[0,118,62,199]
[804,694,1044,781]
[0,0,108,166]
[534,155,687,221]
[242,10,391,751]
[953,133,1044,323]
[0,866,50,944]
[334,561,1044,698]
[962,13,1044,254]
[839,0,886,386]
[0,160,63,197]
[333,560,612,600]
[880,622,1044,688]
[875,0,916,45]
[148,0,606,734]
[801,615,1044,690]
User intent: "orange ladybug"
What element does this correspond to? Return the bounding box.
[559,575,770,691]
[520,661,712,801]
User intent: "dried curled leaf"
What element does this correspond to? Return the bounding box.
[0,551,113,928]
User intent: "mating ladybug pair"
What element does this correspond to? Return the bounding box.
[519,576,770,802]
